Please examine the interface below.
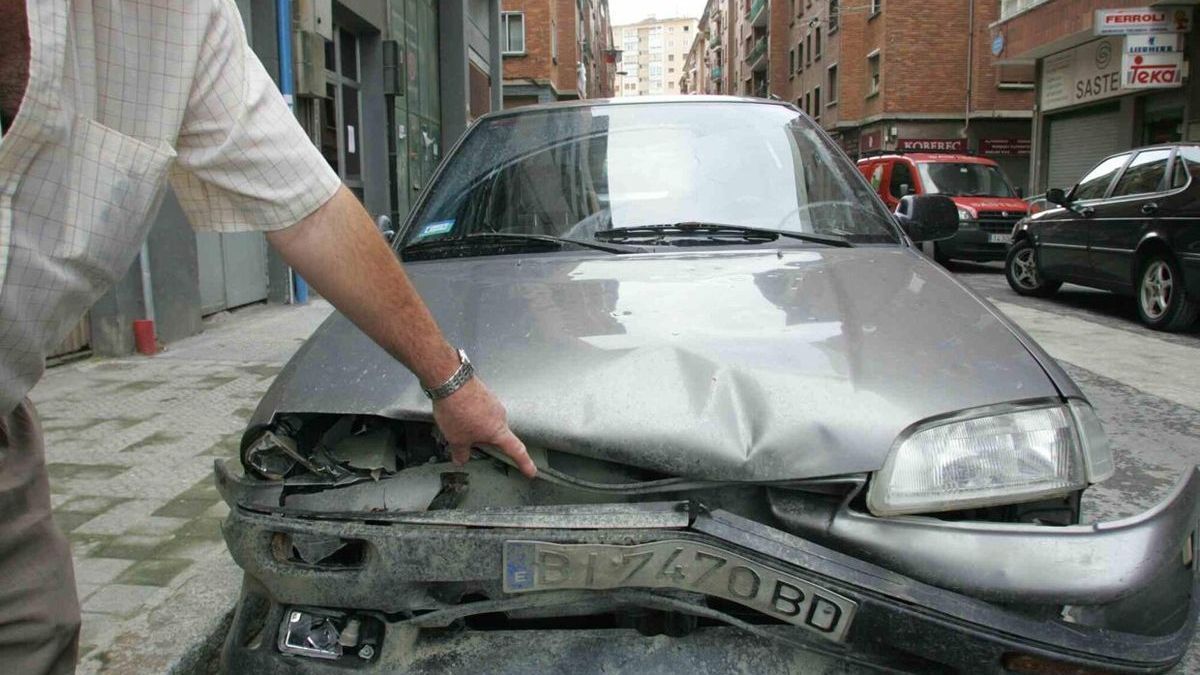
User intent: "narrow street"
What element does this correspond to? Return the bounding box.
[951,261,1200,673]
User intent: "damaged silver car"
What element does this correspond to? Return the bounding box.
[215,98,1200,673]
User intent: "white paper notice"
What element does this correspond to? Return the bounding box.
[348,126,356,154]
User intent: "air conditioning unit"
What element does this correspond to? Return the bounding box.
[294,30,327,98]
[295,0,332,40]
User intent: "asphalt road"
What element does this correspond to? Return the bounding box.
[948,260,1200,674]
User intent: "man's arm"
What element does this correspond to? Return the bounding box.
[266,186,537,478]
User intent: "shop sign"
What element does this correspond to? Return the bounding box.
[1095,7,1191,35]
[1122,52,1185,88]
[860,130,882,153]
[897,138,967,152]
[1040,37,1123,111]
[1125,34,1183,55]
[980,139,1032,156]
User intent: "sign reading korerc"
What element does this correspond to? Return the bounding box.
[1041,37,1123,111]
[1095,7,1192,35]
[981,139,1032,156]
[897,138,967,152]
[1123,51,1185,88]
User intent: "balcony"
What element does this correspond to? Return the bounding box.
[709,31,722,49]
[745,37,767,72]
[747,0,768,28]
[711,66,723,80]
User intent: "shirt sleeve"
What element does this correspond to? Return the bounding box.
[169,0,342,233]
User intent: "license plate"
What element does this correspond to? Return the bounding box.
[503,539,857,642]
[988,233,1011,244]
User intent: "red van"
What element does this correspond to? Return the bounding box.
[858,153,1029,264]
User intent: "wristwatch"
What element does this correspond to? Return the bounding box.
[423,348,475,400]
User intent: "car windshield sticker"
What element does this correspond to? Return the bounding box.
[416,220,455,239]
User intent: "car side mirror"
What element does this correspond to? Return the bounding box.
[895,194,959,243]
[899,183,915,196]
[1046,188,1068,206]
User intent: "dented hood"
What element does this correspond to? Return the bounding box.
[252,248,1062,481]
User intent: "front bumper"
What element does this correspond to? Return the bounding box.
[216,461,1200,673]
[939,226,1010,261]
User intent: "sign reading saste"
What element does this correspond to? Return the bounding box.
[1040,37,1123,112]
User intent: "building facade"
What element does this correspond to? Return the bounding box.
[614,16,700,96]
[684,0,1036,189]
[994,0,1199,193]
[500,0,616,106]
[66,0,506,360]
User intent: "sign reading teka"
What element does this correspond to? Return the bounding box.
[896,138,967,152]
[1095,7,1192,35]
[1123,52,1185,88]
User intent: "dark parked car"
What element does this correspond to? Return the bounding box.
[1007,144,1200,331]
[216,98,1200,673]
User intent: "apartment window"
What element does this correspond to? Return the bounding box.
[997,62,1036,89]
[829,0,839,32]
[867,50,880,96]
[804,91,812,115]
[551,20,558,62]
[827,63,838,104]
[805,34,812,65]
[501,12,525,54]
[871,0,881,16]
[814,27,821,60]
[669,54,675,61]
[813,86,821,120]
[797,40,804,72]
[789,48,796,75]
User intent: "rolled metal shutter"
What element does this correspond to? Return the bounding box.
[1045,105,1123,191]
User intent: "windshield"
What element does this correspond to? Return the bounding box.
[401,102,899,256]
[917,162,1016,198]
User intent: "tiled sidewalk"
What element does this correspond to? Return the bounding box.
[30,299,335,674]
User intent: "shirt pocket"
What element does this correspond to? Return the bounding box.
[50,116,176,286]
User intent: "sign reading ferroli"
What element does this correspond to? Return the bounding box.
[1040,37,1123,112]
[1094,7,1192,35]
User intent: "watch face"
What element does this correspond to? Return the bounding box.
[458,348,471,365]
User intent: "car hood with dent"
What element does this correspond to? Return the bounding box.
[251,248,1065,481]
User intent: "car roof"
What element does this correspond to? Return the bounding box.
[478,95,796,120]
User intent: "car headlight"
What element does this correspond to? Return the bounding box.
[956,207,975,222]
[867,402,1110,517]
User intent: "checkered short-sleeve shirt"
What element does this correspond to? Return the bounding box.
[0,0,342,415]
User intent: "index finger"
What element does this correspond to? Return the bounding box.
[493,427,537,478]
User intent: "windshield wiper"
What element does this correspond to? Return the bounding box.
[594,222,854,248]
[405,232,642,255]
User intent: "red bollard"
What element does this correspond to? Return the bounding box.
[133,319,157,355]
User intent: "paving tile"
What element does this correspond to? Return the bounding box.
[53,511,96,534]
[125,516,191,537]
[90,535,172,560]
[154,535,225,562]
[120,430,185,454]
[73,558,135,586]
[173,518,225,542]
[60,495,128,515]
[74,499,169,536]
[46,463,128,481]
[153,497,219,519]
[115,558,193,587]
[83,584,161,617]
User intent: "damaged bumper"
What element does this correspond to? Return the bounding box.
[216,460,1200,673]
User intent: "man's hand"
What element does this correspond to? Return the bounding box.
[434,378,536,478]
[267,186,534,478]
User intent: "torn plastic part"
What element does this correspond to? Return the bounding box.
[282,462,452,512]
[331,426,397,473]
[278,610,342,660]
[289,533,351,566]
[338,618,361,648]
[243,430,301,481]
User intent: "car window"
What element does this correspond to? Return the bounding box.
[888,161,913,198]
[402,102,899,258]
[1072,154,1130,200]
[1172,146,1200,188]
[916,162,1015,197]
[868,163,884,192]
[1111,149,1171,197]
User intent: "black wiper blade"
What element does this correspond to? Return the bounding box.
[595,222,854,247]
[405,232,640,255]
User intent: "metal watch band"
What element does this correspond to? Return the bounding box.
[423,349,474,400]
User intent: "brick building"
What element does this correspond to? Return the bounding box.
[993,0,1200,192]
[685,0,1037,189]
[614,16,700,96]
[501,0,615,107]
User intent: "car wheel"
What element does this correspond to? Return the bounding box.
[1136,253,1199,331]
[1006,239,1060,297]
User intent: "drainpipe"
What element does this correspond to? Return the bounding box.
[133,243,157,355]
[964,0,975,144]
[277,0,308,304]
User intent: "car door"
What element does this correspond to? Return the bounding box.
[1088,148,1174,291]
[886,160,917,208]
[1036,153,1131,282]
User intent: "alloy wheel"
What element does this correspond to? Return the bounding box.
[1140,260,1174,321]
[1011,247,1041,290]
